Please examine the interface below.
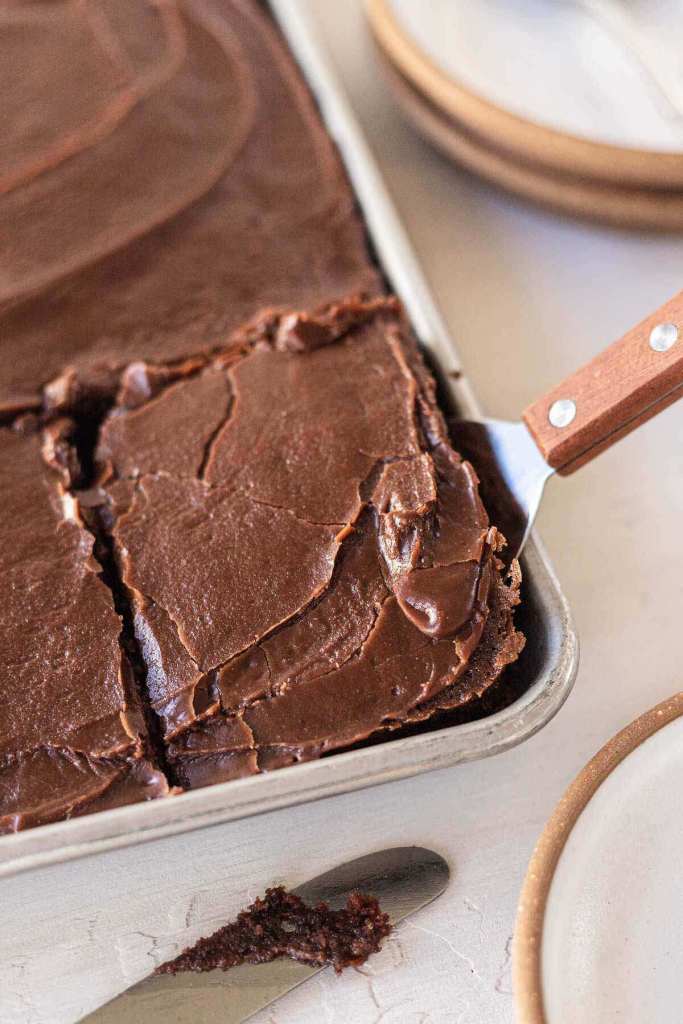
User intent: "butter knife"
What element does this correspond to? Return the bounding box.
[82,846,449,1023]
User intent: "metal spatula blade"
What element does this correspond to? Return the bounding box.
[451,418,553,561]
[451,291,683,561]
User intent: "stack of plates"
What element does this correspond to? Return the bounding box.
[367,0,683,229]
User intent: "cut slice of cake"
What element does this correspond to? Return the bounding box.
[93,298,524,787]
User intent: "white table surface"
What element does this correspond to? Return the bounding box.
[4,3,683,1023]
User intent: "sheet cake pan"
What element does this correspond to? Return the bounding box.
[0,0,578,881]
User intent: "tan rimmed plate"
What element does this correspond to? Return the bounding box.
[367,0,683,192]
[376,50,683,231]
[514,693,683,1023]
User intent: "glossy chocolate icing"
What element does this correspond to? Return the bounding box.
[95,300,523,786]
[0,0,524,828]
[0,426,168,833]
[0,0,379,414]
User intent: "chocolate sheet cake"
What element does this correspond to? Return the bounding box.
[0,0,524,831]
[0,0,379,415]
[0,425,168,833]
[93,299,523,786]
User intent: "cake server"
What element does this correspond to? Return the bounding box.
[81,846,449,1024]
[451,289,683,559]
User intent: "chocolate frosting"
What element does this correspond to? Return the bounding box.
[0,0,379,414]
[0,427,168,833]
[95,300,523,786]
[0,1,523,827]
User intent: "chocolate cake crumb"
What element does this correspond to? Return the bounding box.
[156,887,392,976]
[95,297,524,788]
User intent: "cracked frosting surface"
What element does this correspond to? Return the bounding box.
[95,300,524,786]
[0,0,379,414]
[0,1,524,827]
[0,428,168,833]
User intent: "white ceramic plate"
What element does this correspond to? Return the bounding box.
[368,0,683,191]
[380,0,683,152]
[514,694,683,1023]
[375,48,683,229]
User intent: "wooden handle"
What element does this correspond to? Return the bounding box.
[523,290,683,474]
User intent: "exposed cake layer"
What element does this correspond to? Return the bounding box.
[157,887,392,975]
[0,425,168,833]
[0,0,379,414]
[94,299,524,786]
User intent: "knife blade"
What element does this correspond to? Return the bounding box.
[81,846,449,1023]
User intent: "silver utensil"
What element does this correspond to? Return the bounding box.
[451,290,683,560]
[450,416,551,561]
[81,846,449,1024]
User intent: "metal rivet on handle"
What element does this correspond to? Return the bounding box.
[649,322,678,352]
[548,398,576,429]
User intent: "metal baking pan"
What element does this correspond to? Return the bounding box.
[0,0,578,881]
